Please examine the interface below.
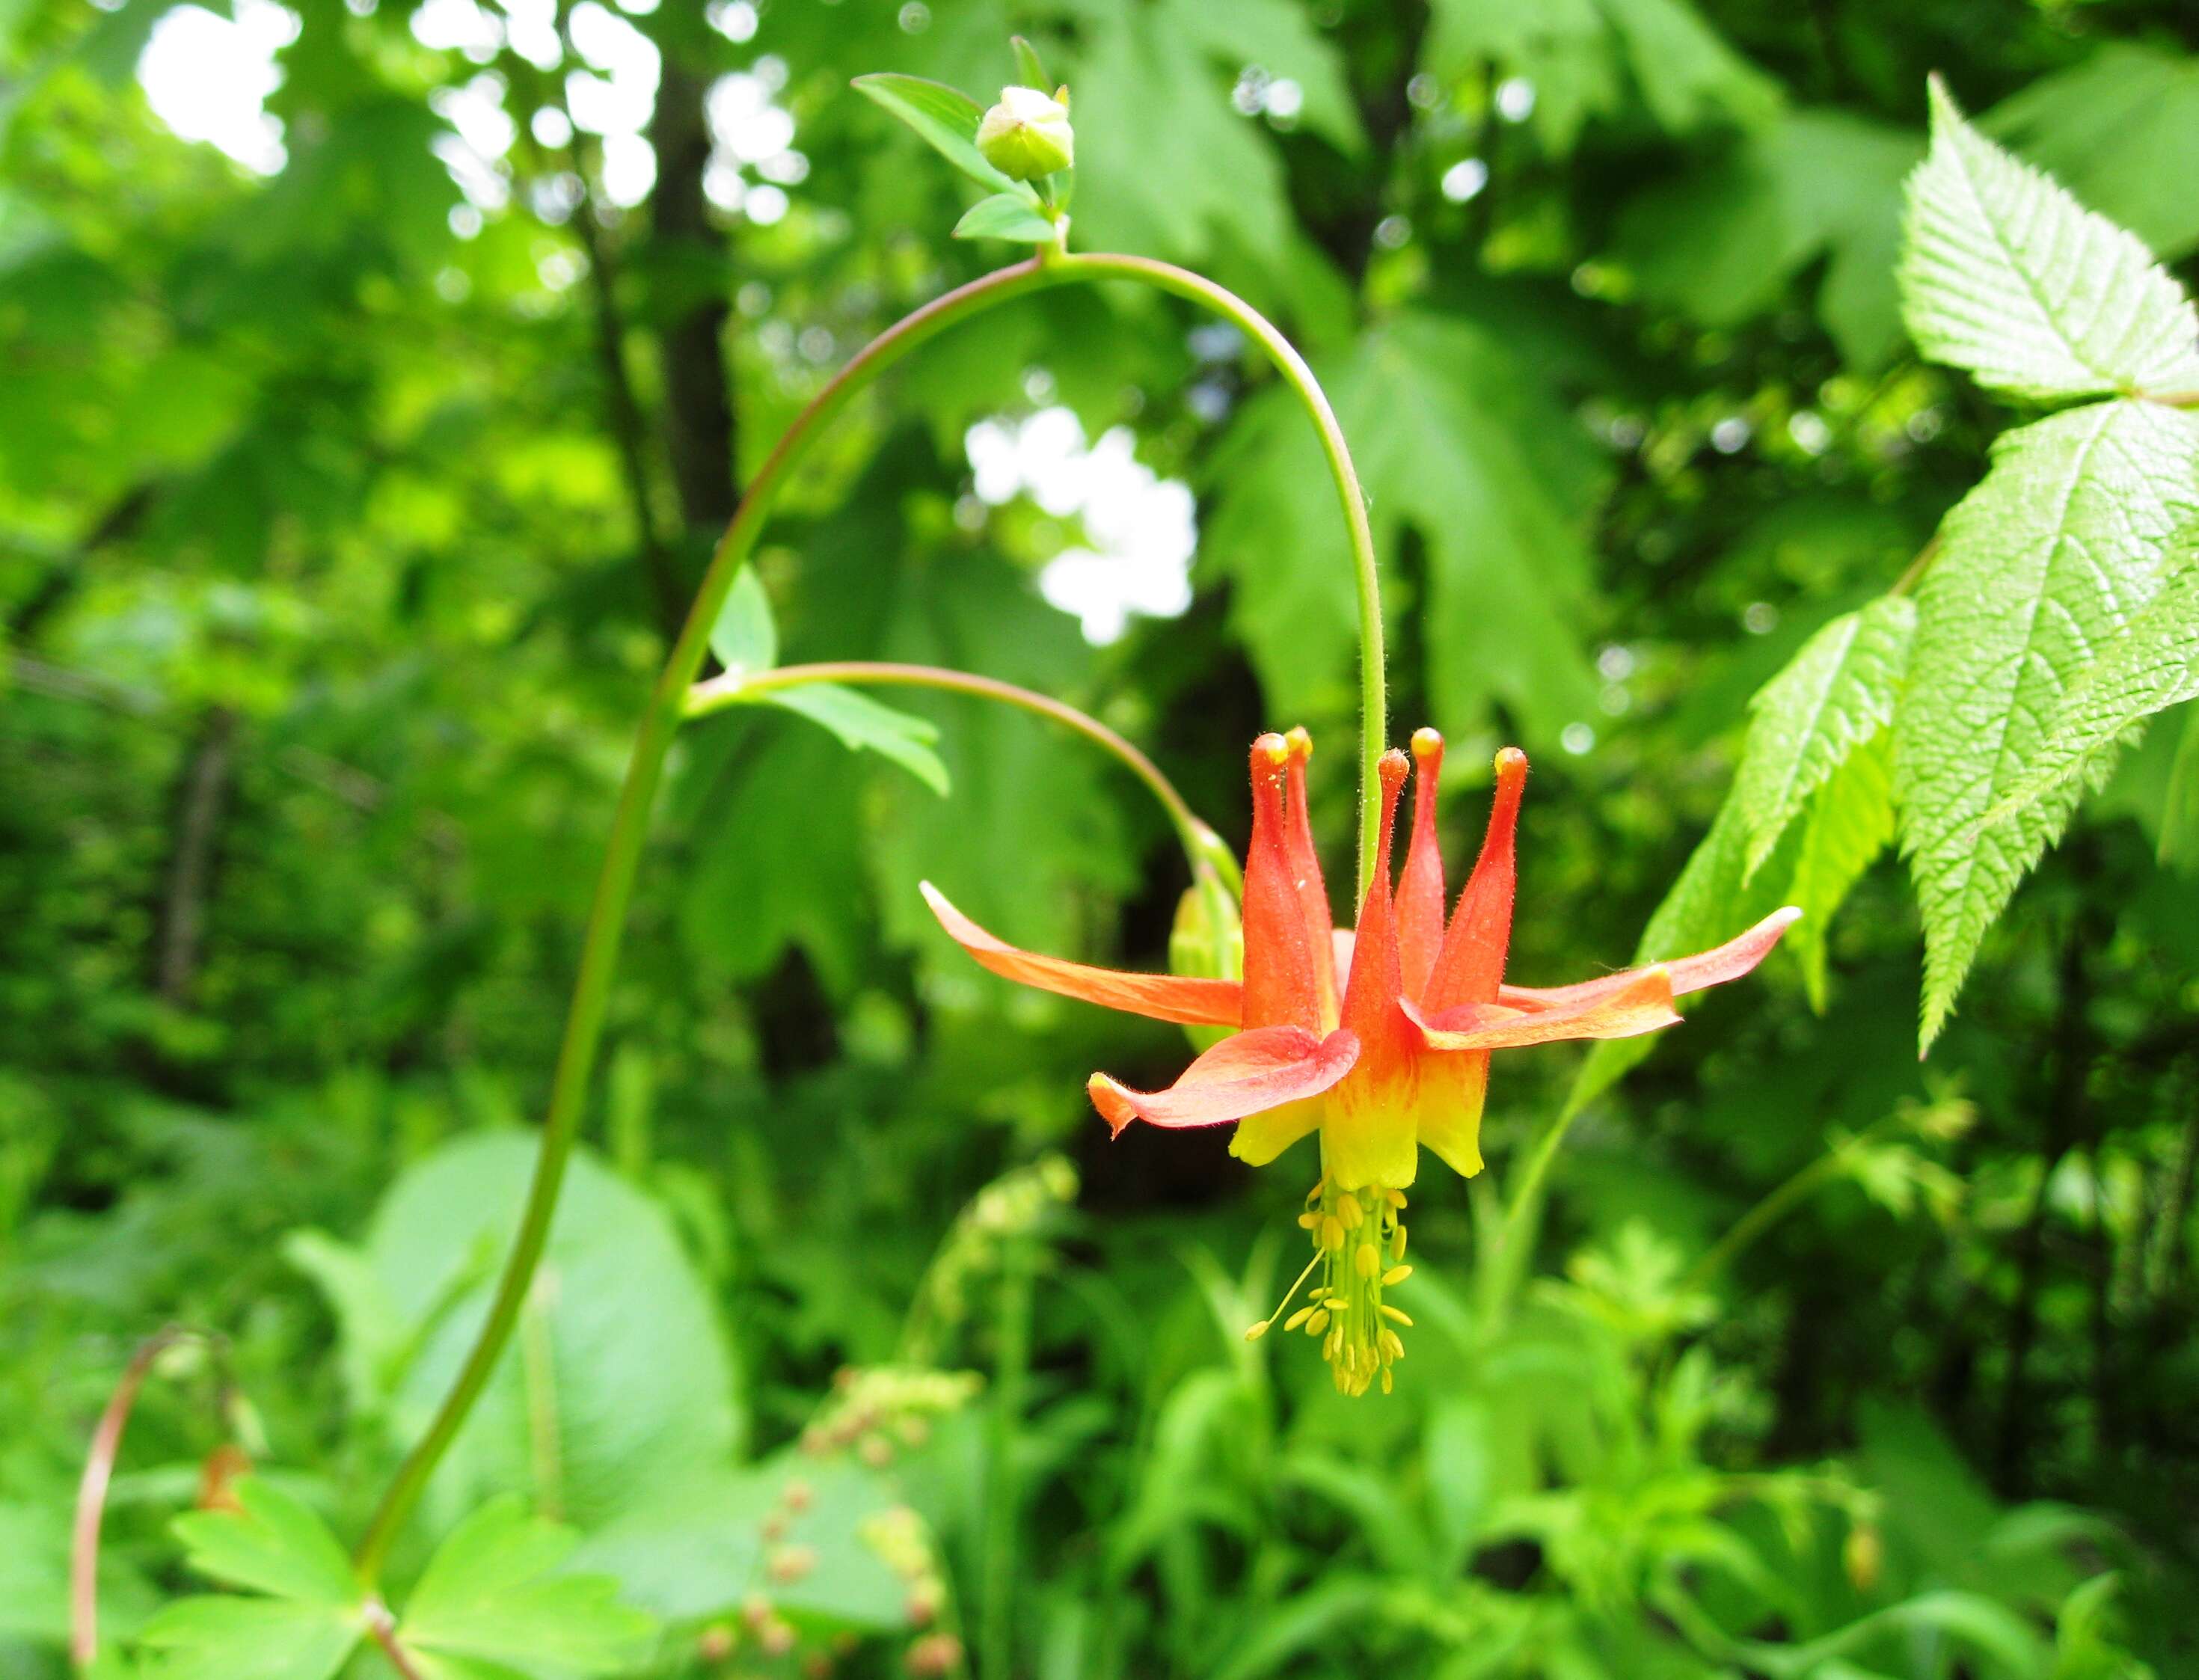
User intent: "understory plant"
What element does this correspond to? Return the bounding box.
[49,38,2195,1680]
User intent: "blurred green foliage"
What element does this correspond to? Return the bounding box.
[4,0,2198,1676]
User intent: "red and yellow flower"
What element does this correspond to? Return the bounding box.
[922,727,1796,1394]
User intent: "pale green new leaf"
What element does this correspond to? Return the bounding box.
[848,74,1039,206]
[760,682,951,795]
[707,565,777,679]
[396,1497,653,1678]
[1901,79,2199,401]
[169,1480,357,1609]
[951,192,1058,244]
[1733,595,1914,876]
[1896,399,2199,1047]
[1987,536,2199,827]
[135,1595,362,1680]
[1782,732,1896,1011]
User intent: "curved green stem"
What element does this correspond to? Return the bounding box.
[687,660,1239,892]
[352,252,1379,1582]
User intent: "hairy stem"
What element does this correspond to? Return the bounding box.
[352,252,1378,1581]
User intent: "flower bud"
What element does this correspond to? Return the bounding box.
[976,85,1073,181]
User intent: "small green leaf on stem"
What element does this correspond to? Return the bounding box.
[763,683,951,794]
[1009,35,1050,93]
[953,192,1061,245]
[851,73,1041,205]
[708,565,778,678]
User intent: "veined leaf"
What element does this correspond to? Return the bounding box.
[395,1497,653,1678]
[1987,538,2199,827]
[850,73,1039,206]
[1984,44,2199,261]
[951,192,1060,245]
[1423,0,1779,156]
[1895,399,2199,1047]
[169,1480,357,1609]
[136,1596,362,1680]
[1733,595,1914,877]
[759,682,951,795]
[708,565,777,679]
[1782,733,1897,1011]
[146,1481,365,1680]
[1901,79,2199,401]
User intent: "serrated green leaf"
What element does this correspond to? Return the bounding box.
[850,73,1039,204]
[1901,79,2199,401]
[1896,399,2199,1047]
[136,1596,362,1680]
[170,1480,357,1609]
[1987,537,2199,827]
[1984,44,2199,260]
[951,192,1060,244]
[1733,596,1914,877]
[708,565,777,679]
[760,682,951,795]
[1782,732,1896,1011]
[395,1497,652,1677]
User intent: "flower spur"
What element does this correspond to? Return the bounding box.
[921,728,1797,1394]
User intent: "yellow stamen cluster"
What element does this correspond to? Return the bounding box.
[1245,1177,1412,1395]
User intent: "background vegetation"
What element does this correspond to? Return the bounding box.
[4,0,2197,1675]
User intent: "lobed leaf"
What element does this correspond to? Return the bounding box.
[1732,595,1914,877]
[396,1497,653,1677]
[136,1596,362,1680]
[169,1480,357,1609]
[1895,399,2199,1047]
[1900,79,2199,401]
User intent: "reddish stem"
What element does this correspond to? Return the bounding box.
[70,1326,196,1667]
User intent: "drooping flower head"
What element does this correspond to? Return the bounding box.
[921,729,1797,1394]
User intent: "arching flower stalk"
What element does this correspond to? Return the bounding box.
[924,728,1798,1394]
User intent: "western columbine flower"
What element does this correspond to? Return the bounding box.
[921,728,1797,1394]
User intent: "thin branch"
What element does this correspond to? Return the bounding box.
[364,1600,428,1680]
[71,1327,198,1667]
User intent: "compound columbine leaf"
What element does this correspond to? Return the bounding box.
[1732,595,1914,877]
[1896,399,2199,1048]
[850,73,1040,206]
[144,1480,365,1680]
[396,1497,653,1679]
[760,682,951,795]
[169,1480,358,1608]
[1901,78,2199,401]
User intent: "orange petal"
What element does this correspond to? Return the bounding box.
[1242,735,1327,1031]
[1282,728,1340,1025]
[1396,729,1447,1002]
[1422,748,1527,1014]
[1404,967,1680,1049]
[1496,907,1801,1012]
[1088,1026,1359,1135]
[921,883,1243,1027]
